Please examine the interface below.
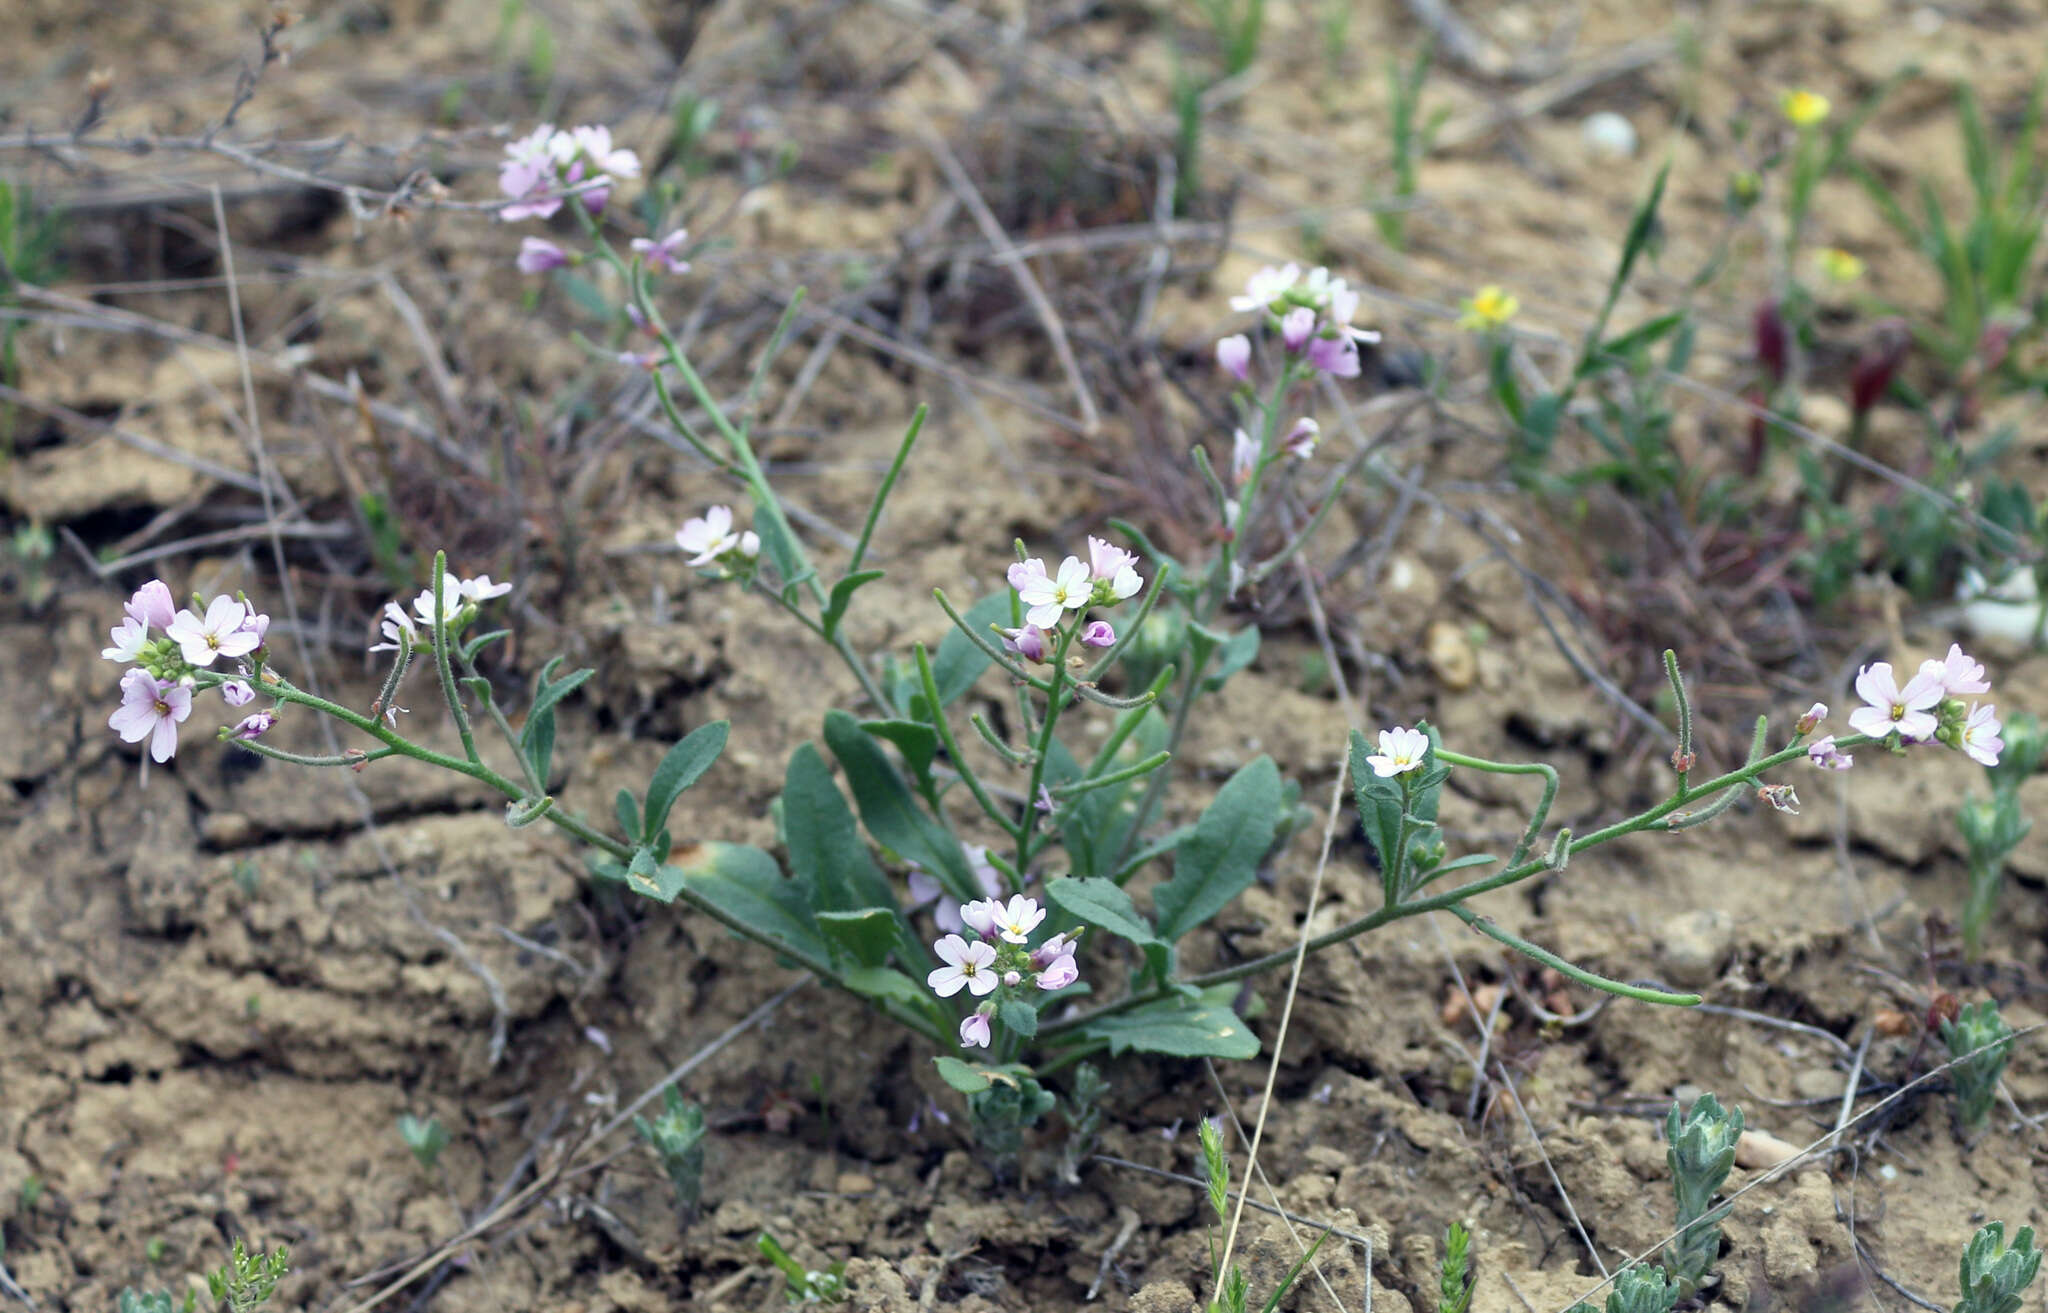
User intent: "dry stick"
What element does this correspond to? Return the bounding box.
[0,381,268,494]
[212,185,514,1065]
[1215,748,1354,1295]
[921,130,1098,435]
[339,981,805,1313]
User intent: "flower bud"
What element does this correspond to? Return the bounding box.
[1215,334,1251,382]
[1795,702,1827,736]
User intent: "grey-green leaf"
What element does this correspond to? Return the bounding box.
[781,743,897,913]
[1153,755,1281,942]
[677,841,825,964]
[642,720,730,843]
[822,709,973,896]
[1082,995,1260,1059]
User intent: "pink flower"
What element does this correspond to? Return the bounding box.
[1960,704,2003,767]
[102,617,149,663]
[1085,536,1143,604]
[1283,417,1319,460]
[1014,556,1092,628]
[220,680,255,708]
[1231,428,1258,488]
[516,237,568,274]
[1280,306,1316,353]
[231,709,277,741]
[1795,702,1827,735]
[1366,726,1429,777]
[1229,263,1300,313]
[959,1011,992,1048]
[986,894,1045,944]
[109,668,191,763]
[125,580,176,630]
[238,609,269,648]
[570,125,641,179]
[1806,735,1853,770]
[1000,624,1050,663]
[167,596,259,668]
[1216,334,1250,382]
[1305,333,1361,378]
[1922,643,1991,697]
[959,899,999,937]
[1081,620,1114,648]
[927,934,998,997]
[1848,661,1943,741]
[1035,950,1078,990]
[631,229,690,274]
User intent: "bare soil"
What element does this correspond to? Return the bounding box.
[5,2,2048,1311]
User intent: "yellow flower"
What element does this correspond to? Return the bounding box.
[1781,89,1831,128]
[1458,285,1519,332]
[1817,247,1864,283]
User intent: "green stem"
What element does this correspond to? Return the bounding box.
[1446,904,1699,1005]
[428,556,480,765]
[1017,625,1079,872]
[1053,750,1171,800]
[1433,749,1558,869]
[915,643,1021,842]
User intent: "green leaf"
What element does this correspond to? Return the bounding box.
[933,1056,992,1093]
[1082,994,1260,1059]
[624,844,685,903]
[1153,756,1281,942]
[842,965,938,1026]
[1046,876,1172,983]
[997,997,1039,1039]
[643,721,730,843]
[816,907,904,968]
[823,709,974,896]
[822,569,885,639]
[1598,309,1688,363]
[780,743,897,913]
[861,719,940,804]
[1197,625,1260,693]
[927,592,1015,711]
[1350,730,1408,892]
[677,842,826,963]
[520,657,595,786]
[614,789,640,841]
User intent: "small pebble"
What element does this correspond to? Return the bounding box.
[1582,111,1639,159]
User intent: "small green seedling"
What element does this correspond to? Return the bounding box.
[1941,1000,2015,1132]
[1956,1221,2041,1313]
[757,1232,846,1305]
[1568,1264,1681,1313]
[1664,1093,1743,1288]
[397,1114,449,1170]
[117,1289,195,1313]
[633,1085,706,1216]
[1958,712,2042,959]
[205,1239,290,1313]
[1438,1220,1474,1313]
[1198,1115,1330,1313]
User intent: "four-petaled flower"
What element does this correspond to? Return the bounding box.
[1781,89,1831,128]
[676,505,758,566]
[1000,624,1050,663]
[1960,704,2004,767]
[1231,428,1258,488]
[1080,620,1115,649]
[1012,556,1093,628]
[986,895,1045,944]
[1229,263,1300,312]
[459,575,514,602]
[927,934,998,997]
[1923,643,1990,697]
[631,229,690,274]
[411,573,468,629]
[1216,334,1250,382]
[959,1012,992,1048]
[1458,285,1519,332]
[109,668,191,763]
[167,596,260,668]
[103,616,149,663]
[369,601,419,654]
[1366,726,1429,777]
[1848,661,1942,742]
[1806,736,1853,770]
[1280,306,1315,353]
[1086,536,1143,602]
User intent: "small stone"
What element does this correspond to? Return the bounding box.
[202,813,255,847]
[1427,619,1478,691]
[836,1172,875,1194]
[1801,394,1851,436]
[1130,1280,1198,1313]
[1734,1129,1801,1169]
[1654,908,1735,988]
[1581,111,1638,159]
[1792,1068,1846,1101]
[1874,1008,1917,1037]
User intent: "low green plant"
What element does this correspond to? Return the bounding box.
[1191,0,1264,79]
[117,1289,194,1313]
[1956,1221,2042,1313]
[1958,712,2042,959]
[1567,1264,1680,1313]
[204,1240,290,1313]
[1055,1062,1109,1186]
[0,179,64,448]
[396,1113,448,1170]
[633,1085,706,1216]
[1940,999,2015,1132]
[1437,1220,1473,1313]
[1663,1093,1742,1289]
[1198,1116,1328,1313]
[756,1232,846,1305]
[1373,42,1443,252]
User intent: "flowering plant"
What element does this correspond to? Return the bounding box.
[100,121,2025,1161]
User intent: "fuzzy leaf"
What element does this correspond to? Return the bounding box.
[1153,756,1281,942]
[642,721,730,842]
[677,841,825,964]
[823,709,974,896]
[816,907,905,969]
[781,743,897,914]
[1082,994,1259,1060]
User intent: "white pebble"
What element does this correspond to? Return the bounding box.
[1581,111,1639,159]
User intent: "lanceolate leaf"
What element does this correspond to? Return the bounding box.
[1152,756,1281,942]
[676,841,825,964]
[643,721,730,843]
[520,657,595,784]
[781,743,897,914]
[815,907,905,969]
[822,709,973,896]
[1045,876,1173,984]
[1081,993,1259,1060]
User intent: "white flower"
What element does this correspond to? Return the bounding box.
[411,573,467,629]
[1921,643,1990,697]
[166,596,259,668]
[1014,555,1093,628]
[369,601,418,653]
[959,1012,992,1048]
[987,894,1045,945]
[1365,726,1429,777]
[1231,427,1258,488]
[108,668,191,763]
[926,934,999,998]
[102,616,149,663]
[459,574,513,602]
[676,505,744,566]
[1847,661,1942,741]
[570,124,640,178]
[1960,703,2004,767]
[1230,263,1301,313]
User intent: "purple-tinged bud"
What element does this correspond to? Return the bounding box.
[1281,306,1316,353]
[1081,621,1115,649]
[1216,333,1251,382]
[516,237,569,274]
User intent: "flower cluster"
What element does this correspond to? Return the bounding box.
[925,895,1081,1048]
[1000,536,1143,663]
[676,505,761,570]
[367,571,512,656]
[497,123,640,223]
[1829,643,2002,767]
[1216,263,1380,382]
[102,580,274,762]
